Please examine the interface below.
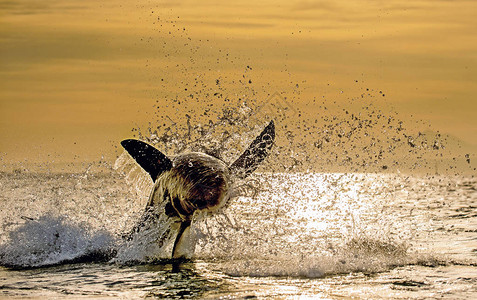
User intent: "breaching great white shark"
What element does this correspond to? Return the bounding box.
[120,121,275,259]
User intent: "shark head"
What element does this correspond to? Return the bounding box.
[156,152,231,219]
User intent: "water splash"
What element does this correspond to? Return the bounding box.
[0,215,116,268]
[107,97,473,276]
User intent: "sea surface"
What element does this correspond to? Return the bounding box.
[0,166,475,299]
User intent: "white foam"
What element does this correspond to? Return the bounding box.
[0,215,116,268]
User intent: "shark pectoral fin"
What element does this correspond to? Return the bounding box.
[172,219,192,259]
[230,120,275,179]
[120,139,172,182]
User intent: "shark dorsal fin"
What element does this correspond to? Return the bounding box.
[120,139,172,182]
[230,120,275,179]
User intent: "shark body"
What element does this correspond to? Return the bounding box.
[121,121,275,258]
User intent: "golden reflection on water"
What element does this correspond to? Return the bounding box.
[0,0,476,166]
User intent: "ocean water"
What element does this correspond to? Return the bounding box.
[0,166,475,299]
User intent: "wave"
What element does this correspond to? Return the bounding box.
[0,215,116,269]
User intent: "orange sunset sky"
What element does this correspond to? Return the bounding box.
[1,0,476,172]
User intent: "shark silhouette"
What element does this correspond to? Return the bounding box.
[121,121,275,258]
